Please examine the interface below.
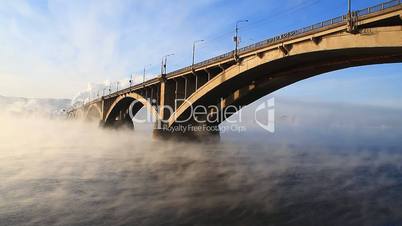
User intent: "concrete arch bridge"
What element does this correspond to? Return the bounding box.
[68,0,402,139]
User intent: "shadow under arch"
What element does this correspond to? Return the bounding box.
[168,26,402,127]
[104,93,160,128]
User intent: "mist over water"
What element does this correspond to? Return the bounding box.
[1,98,402,226]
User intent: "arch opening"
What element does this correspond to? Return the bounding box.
[85,104,102,122]
[104,93,159,129]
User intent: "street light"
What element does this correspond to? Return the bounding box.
[192,40,204,68]
[116,81,119,91]
[143,64,152,85]
[102,88,106,97]
[161,54,174,77]
[234,19,248,59]
[347,0,354,32]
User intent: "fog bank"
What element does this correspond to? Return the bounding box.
[1,106,402,225]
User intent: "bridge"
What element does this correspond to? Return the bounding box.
[68,0,402,139]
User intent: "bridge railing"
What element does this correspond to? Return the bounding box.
[236,15,346,55]
[167,0,401,77]
[357,0,400,17]
[238,0,401,56]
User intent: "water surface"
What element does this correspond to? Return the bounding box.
[1,101,402,226]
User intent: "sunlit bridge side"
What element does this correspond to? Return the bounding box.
[67,0,402,139]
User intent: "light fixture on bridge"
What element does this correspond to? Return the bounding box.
[192,40,204,68]
[143,64,152,86]
[234,19,249,61]
[347,0,356,33]
[161,54,175,78]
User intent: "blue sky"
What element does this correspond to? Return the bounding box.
[0,0,401,108]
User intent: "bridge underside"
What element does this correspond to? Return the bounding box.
[205,47,402,123]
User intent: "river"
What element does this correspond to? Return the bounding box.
[1,98,402,226]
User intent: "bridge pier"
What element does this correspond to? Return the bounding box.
[153,121,220,142]
[102,109,134,130]
[154,102,221,142]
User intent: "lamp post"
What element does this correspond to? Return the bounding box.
[116,81,119,92]
[102,88,106,97]
[347,0,354,32]
[192,40,204,68]
[143,64,152,85]
[234,20,248,60]
[161,54,174,78]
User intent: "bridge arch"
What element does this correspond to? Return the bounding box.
[85,103,102,121]
[104,93,159,128]
[168,26,402,127]
[71,108,86,120]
